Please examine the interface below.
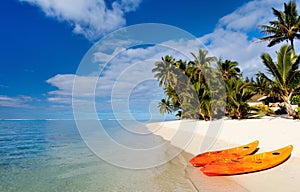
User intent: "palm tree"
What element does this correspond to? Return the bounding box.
[217,59,241,80]
[259,44,300,118]
[152,55,177,87]
[164,86,180,110]
[190,49,217,67]
[188,49,218,120]
[175,59,187,71]
[253,72,279,99]
[153,49,224,120]
[258,1,300,51]
[226,78,256,119]
[188,49,217,84]
[179,90,200,119]
[158,98,173,114]
[197,83,213,120]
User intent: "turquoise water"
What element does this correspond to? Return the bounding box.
[0,120,199,192]
[0,120,249,192]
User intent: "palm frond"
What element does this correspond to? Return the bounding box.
[261,52,283,83]
[258,2,300,49]
[272,7,285,24]
[268,37,287,47]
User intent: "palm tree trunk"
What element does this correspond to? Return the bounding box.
[290,38,295,52]
[285,103,297,118]
[282,95,297,118]
[290,39,296,55]
[237,111,243,120]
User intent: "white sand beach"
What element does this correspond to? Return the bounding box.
[146,117,300,192]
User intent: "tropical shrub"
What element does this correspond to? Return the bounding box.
[291,95,300,105]
[296,106,300,117]
[252,104,275,116]
[225,78,256,119]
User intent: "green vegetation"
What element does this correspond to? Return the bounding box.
[252,104,275,117]
[152,1,300,120]
[152,51,218,120]
[296,106,300,116]
[258,1,300,51]
[291,95,300,105]
[258,44,300,118]
[225,78,256,119]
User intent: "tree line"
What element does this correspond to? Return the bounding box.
[152,1,300,120]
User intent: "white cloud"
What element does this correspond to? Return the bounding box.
[46,60,163,100]
[199,28,275,76]
[0,95,33,108]
[45,0,300,107]
[46,74,101,97]
[47,96,72,104]
[198,0,300,77]
[46,74,75,96]
[45,45,173,107]
[217,0,282,32]
[19,0,142,41]
[119,0,141,12]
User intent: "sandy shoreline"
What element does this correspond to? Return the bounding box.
[146,117,300,192]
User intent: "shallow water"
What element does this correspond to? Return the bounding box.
[0,120,198,192]
[0,120,250,192]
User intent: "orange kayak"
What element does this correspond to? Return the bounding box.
[201,145,293,176]
[189,140,259,167]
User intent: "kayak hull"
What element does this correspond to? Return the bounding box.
[201,145,293,176]
[189,140,259,167]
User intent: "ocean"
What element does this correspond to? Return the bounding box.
[0,120,250,192]
[0,120,200,192]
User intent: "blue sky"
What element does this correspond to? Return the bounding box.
[0,0,294,119]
